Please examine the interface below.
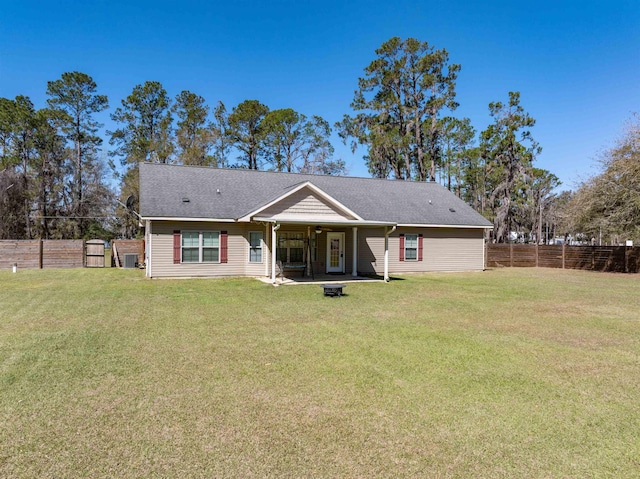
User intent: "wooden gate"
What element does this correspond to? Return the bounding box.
[86,239,105,267]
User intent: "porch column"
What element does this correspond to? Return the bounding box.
[307,226,312,277]
[271,223,280,283]
[384,225,396,282]
[352,226,358,277]
[265,223,270,278]
[384,229,389,281]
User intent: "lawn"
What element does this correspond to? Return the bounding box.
[1,268,639,478]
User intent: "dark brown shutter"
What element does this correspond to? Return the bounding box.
[173,231,181,264]
[418,234,424,261]
[399,234,405,262]
[220,231,228,263]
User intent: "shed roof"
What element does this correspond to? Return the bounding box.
[139,162,493,228]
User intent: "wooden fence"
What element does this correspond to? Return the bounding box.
[111,239,144,268]
[486,244,640,273]
[0,239,85,269]
[1,239,145,270]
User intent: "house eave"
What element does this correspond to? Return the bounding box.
[397,223,494,229]
[141,216,237,223]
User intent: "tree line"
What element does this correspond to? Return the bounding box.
[1,75,343,239]
[2,37,637,243]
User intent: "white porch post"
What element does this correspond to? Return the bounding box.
[271,223,280,283]
[352,226,358,277]
[383,225,396,282]
[307,226,312,277]
[265,223,270,278]
[384,230,389,282]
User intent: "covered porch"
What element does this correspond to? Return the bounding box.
[239,179,396,283]
[261,221,396,284]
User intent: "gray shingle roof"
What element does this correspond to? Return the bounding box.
[139,162,493,227]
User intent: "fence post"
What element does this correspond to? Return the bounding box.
[510,243,514,267]
[39,238,43,269]
[536,244,539,268]
[562,244,565,269]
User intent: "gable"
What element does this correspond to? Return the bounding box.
[258,187,358,221]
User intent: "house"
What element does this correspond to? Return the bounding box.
[139,162,493,281]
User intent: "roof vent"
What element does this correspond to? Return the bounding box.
[182,197,190,203]
[449,207,456,212]
[216,189,221,194]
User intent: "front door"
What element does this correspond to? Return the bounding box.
[326,232,345,273]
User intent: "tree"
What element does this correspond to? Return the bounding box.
[110,81,174,165]
[261,108,305,172]
[0,96,38,238]
[228,100,269,169]
[31,108,67,239]
[173,90,214,166]
[261,109,343,175]
[563,114,640,243]
[480,92,540,243]
[299,116,345,175]
[46,71,109,237]
[109,81,174,237]
[527,168,560,243]
[338,37,460,181]
[211,101,232,168]
[439,116,475,195]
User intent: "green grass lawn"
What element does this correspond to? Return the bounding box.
[1,268,639,478]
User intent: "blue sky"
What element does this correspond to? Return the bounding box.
[1,0,638,191]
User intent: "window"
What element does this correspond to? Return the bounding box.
[249,231,263,263]
[404,234,418,261]
[277,232,305,263]
[182,231,219,263]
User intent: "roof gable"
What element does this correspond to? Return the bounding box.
[238,182,362,222]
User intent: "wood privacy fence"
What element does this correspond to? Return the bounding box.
[486,244,640,273]
[1,239,145,270]
[111,239,145,268]
[0,239,85,269]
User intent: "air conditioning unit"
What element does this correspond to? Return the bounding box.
[123,253,138,269]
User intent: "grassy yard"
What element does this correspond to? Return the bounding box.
[1,268,639,478]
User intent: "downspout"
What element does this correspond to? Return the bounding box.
[384,225,397,282]
[271,223,281,283]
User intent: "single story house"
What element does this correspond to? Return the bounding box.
[139,162,493,281]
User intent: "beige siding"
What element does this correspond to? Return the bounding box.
[358,228,385,274]
[149,221,485,278]
[150,221,270,278]
[260,188,355,221]
[358,227,485,274]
